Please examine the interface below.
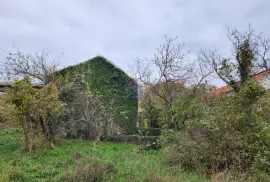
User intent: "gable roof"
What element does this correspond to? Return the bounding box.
[205,69,270,97]
[59,56,130,77]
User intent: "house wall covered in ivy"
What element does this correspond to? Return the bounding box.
[58,56,138,138]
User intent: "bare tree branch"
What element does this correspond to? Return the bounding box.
[132,35,199,129]
[1,47,60,84]
[199,25,270,91]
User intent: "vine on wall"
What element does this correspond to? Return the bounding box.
[58,56,138,134]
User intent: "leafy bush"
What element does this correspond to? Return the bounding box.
[252,150,270,180]
[5,77,61,151]
[160,80,270,178]
[160,130,213,173]
[0,95,15,126]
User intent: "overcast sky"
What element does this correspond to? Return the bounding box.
[0,0,269,85]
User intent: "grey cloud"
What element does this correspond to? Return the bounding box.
[0,0,269,85]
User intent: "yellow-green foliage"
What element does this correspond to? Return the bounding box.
[0,95,15,125]
[9,77,36,117]
[36,83,62,118]
[139,81,185,129]
[6,76,61,151]
[7,77,61,122]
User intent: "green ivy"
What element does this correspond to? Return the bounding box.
[58,56,138,134]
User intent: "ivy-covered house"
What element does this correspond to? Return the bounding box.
[58,56,138,139]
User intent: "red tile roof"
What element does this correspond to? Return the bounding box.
[207,85,233,97]
[205,69,270,98]
[253,69,270,81]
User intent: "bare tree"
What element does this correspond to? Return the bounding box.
[257,35,270,70]
[132,35,197,129]
[190,58,214,95]
[74,91,105,141]
[0,47,63,149]
[59,79,122,141]
[0,47,61,84]
[199,25,270,91]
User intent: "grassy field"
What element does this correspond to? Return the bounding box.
[0,128,206,182]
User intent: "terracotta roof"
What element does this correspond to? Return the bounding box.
[207,85,233,97]
[253,69,270,81]
[205,69,270,98]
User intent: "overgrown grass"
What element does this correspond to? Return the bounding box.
[0,128,206,182]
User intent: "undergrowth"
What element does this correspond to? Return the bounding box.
[0,128,205,182]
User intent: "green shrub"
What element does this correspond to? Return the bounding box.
[5,77,61,151]
[161,81,270,178]
[0,95,15,126]
[160,130,212,174]
[251,150,270,181]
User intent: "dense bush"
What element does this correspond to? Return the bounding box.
[160,80,270,179]
[0,95,15,126]
[138,81,186,129]
[5,77,61,151]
